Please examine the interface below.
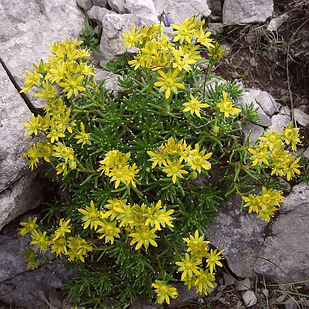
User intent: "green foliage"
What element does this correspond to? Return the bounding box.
[79,10,102,55]
[19,17,303,308]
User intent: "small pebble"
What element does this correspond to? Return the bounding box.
[236,278,251,291]
[242,290,257,307]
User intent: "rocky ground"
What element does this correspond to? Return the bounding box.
[1,0,309,308]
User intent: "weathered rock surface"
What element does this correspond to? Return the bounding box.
[0,0,85,109]
[254,183,309,285]
[223,0,274,24]
[206,182,309,286]
[0,63,50,230]
[0,214,74,307]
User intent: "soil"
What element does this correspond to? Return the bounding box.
[213,0,309,113]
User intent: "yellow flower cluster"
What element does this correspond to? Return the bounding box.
[98,150,139,188]
[248,123,301,181]
[78,199,174,250]
[18,217,92,268]
[242,187,283,222]
[22,39,93,174]
[122,17,214,99]
[147,137,212,183]
[175,230,223,295]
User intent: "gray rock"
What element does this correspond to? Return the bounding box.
[254,186,309,285]
[223,0,273,24]
[279,105,291,116]
[254,90,280,116]
[236,278,251,291]
[236,91,271,127]
[99,13,143,59]
[0,171,49,231]
[0,62,33,192]
[109,0,158,23]
[242,290,257,307]
[242,122,264,145]
[269,114,291,132]
[76,0,93,10]
[94,69,121,91]
[206,184,309,286]
[0,0,85,109]
[293,108,309,126]
[152,0,211,25]
[88,5,114,23]
[0,216,74,307]
[205,194,268,278]
[267,13,289,32]
[93,0,108,7]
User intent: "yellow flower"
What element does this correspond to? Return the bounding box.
[187,144,212,173]
[147,146,168,168]
[175,253,201,281]
[259,130,281,151]
[23,144,39,170]
[285,156,301,181]
[248,143,269,167]
[129,226,158,250]
[75,122,91,148]
[205,248,224,273]
[242,194,260,214]
[172,46,196,72]
[183,95,209,118]
[183,230,209,263]
[53,142,75,162]
[20,69,40,93]
[162,159,188,183]
[154,69,184,99]
[102,198,127,220]
[23,114,40,135]
[217,91,241,118]
[195,26,214,49]
[58,73,86,99]
[122,26,142,48]
[30,230,50,252]
[194,269,215,295]
[53,218,71,240]
[97,221,121,244]
[78,200,102,230]
[144,200,174,230]
[281,122,301,151]
[18,217,38,236]
[50,237,67,256]
[152,281,178,304]
[172,17,195,44]
[66,235,92,262]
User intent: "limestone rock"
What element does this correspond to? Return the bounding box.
[93,0,108,7]
[223,0,273,24]
[242,122,264,145]
[88,5,113,23]
[0,62,33,192]
[252,90,280,116]
[99,13,143,59]
[242,290,257,307]
[94,69,121,91]
[254,183,309,285]
[236,91,271,127]
[76,0,93,10]
[109,0,158,23]
[269,114,291,132]
[267,13,289,32]
[205,194,268,278]
[0,216,74,306]
[293,108,309,127]
[0,0,85,109]
[152,0,211,25]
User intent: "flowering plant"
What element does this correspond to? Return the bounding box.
[19,16,302,307]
